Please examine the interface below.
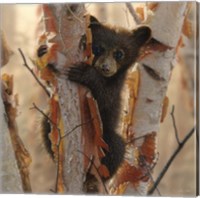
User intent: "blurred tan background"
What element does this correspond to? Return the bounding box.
[0,3,196,196]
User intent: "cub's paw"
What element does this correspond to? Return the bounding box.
[37,44,48,57]
[67,63,90,82]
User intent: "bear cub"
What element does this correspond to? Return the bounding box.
[68,16,151,179]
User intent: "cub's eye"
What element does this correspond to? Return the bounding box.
[92,45,104,56]
[113,49,124,61]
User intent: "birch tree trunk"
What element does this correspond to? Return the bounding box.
[128,2,187,194]
[38,4,86,193]
[0,88,23,193]
[56,5,85,193]
[133,3,187,138]
[0,32,23,193]
[110,2,188,195]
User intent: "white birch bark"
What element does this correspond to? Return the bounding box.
[133,2,187,139]
[125,2,187,195]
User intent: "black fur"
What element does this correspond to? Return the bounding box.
[41,113,54,159]
[68,16,151,179]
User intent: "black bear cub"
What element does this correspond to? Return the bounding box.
[68,16,151,179]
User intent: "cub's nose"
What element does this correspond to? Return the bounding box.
[102,64,110,72]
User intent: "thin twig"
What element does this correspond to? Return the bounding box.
[54,120,62,193]
[18,48,50,98]
[31,103,94,140]
[85,155,95,174]
[139,155,161,196]
[123,6,130,27]
[49,189,56,193]
[30,103,60,132]
[30,101,62,192]
[55,144,60,193]
[77,150,109,194]
[61,118,94,139]
[66,4,83,23]
[56,118,93,192]
[125,3,141,24]
[58,8,67,53]
[30,103,96,192]
[170,105,181,145]
[126,133,149,145]
[148,126,195,195]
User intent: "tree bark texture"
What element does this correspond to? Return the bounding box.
[109,3,188,195]
[133,3,187,138]
[127,2,187,194]
[0,32,23,193]
[40,4,86,193]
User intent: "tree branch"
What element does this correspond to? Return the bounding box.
[61,118,94,139]
[170,105,181,145]
[148,126,195,195]
[125,3,141,24]
[30,102,96,193]
[77,150,108,194]
[139,155,161,196]
[2,74,32,192]
[18,48,50,98]
[31,102,63,192]
[30,103,60,134]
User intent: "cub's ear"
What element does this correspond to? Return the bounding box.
[132,26,151,46]
[89,15,101,27]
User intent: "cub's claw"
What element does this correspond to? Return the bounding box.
[67,63,90,82]
[68,66,85,82]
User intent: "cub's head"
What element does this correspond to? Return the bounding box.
[89,16,151,77]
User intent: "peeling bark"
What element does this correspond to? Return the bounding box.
[0,97,23,193]
[2,75,32,192]
[40,4,86,193]
[36,3,189,195]
[0,33,23,193]
[127,2,187,194]
[55,5,86,193]
[0,31,13,66]
[134,3,187,138]
[110,3,188,195]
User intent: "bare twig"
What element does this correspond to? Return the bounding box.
[30,102,62,192]
[139,155,161,196]
[66,4,83,23]
[148,126,195,195]
[30,102,61,192]
[49,189,56,193]
[85,155,95,174]
[30,103,60,132]
[125,3,141,24]
[126,134,149,145]
[61,118,94,139]
[77,150,108,194]
[55,144,60,192]
[123,7,130,27]
[30,102,97,192]
[170,105,181,145]
[31,103,94,139]
[55,118,94,192]
[18,48,50,98]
